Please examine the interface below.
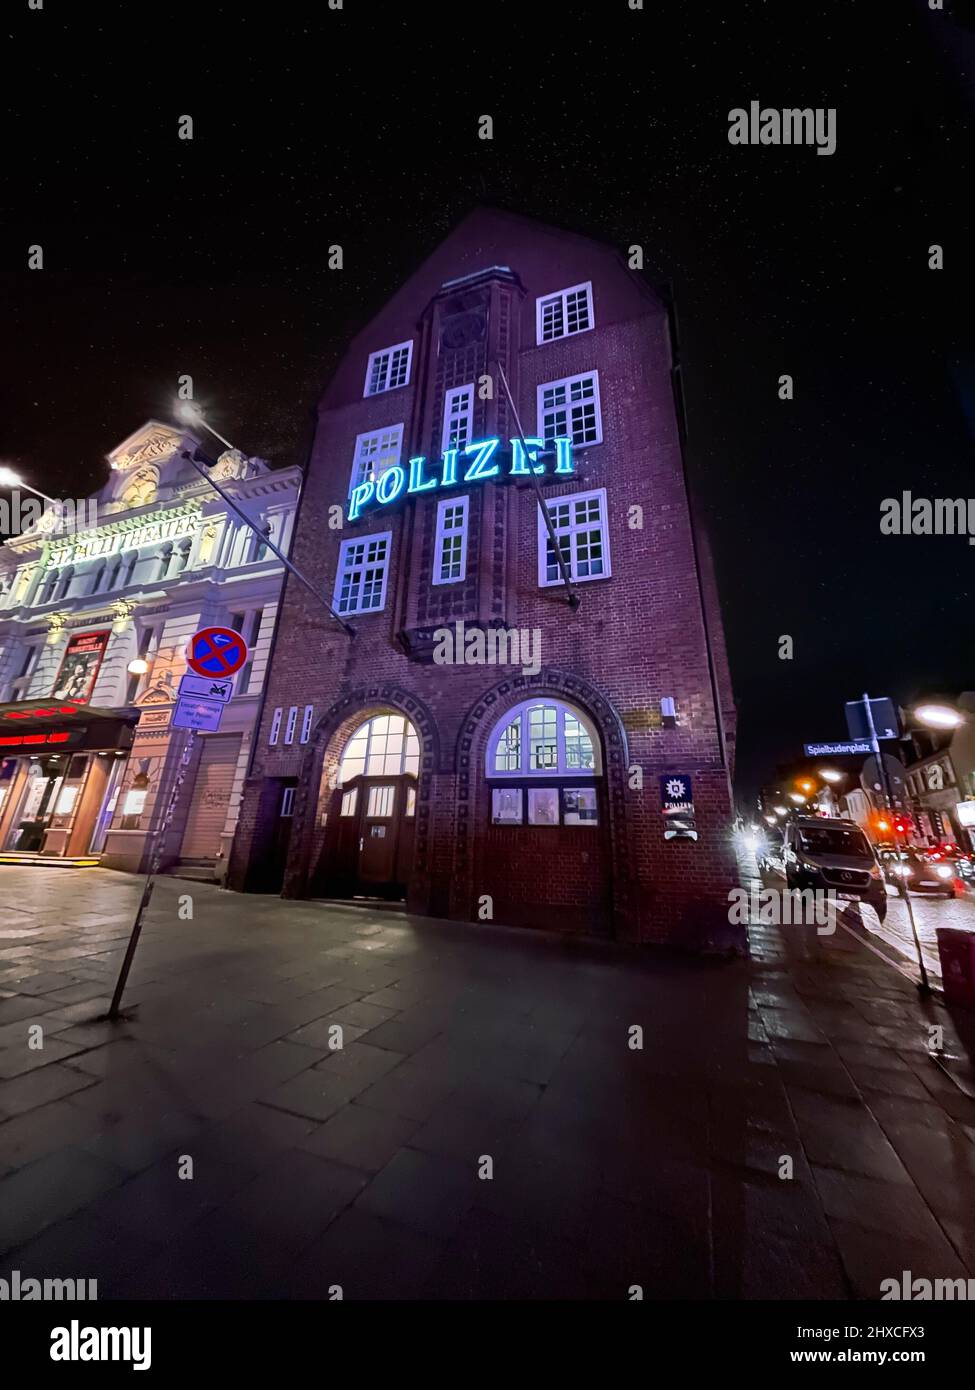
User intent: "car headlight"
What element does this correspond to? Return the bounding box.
[935,865,953,880]
[893,865,912,877]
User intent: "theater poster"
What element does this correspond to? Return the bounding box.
[51,630,111,704]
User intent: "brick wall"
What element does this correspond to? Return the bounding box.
[228,210,741,952]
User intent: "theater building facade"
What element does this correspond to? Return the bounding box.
[0,422,298,878]
[229,209,739,949]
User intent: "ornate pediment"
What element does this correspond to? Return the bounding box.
[108,422,184,473]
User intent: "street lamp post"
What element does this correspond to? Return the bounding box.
[173,404,355,639]
[862,692,931,996]
[0,465,63,509]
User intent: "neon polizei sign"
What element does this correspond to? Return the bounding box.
[348,436,574,522]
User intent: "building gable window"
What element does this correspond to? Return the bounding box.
[537,486,610,587]
[441,384,475,454]
[333,531,392,615]
[364,341,413,397]
[536,281,594,344]
[537,370,603,447]
[349,424,404,496]
[433,495,469,585]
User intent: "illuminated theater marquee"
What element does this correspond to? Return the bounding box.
[348,436,574,523]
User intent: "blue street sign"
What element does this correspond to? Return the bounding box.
[171,695,225,732]
[845,697,899,742]
[804,740,873,756]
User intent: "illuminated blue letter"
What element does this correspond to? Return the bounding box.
[463,438,500,482]
[440,448,459,488]
[376,464,406,506]
[407,456,437,495]
[554,437,574,475]
[510,437,544,475]
[348,479,375,522]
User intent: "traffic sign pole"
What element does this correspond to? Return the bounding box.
[178,448,356,639]
[107,727,199,1020]
[862,691,930,997]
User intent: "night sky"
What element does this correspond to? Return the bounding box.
[4,1,973,804]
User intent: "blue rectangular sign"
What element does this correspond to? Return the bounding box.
[804,740,872,756]
[171,695,225,732]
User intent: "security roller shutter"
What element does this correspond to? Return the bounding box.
[179,734,242,860]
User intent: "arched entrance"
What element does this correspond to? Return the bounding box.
[311,711,420,900]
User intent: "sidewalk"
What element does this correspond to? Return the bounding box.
[1,867,974,1299]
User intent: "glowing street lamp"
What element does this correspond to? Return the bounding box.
[126,658,150,677]
[0,464,61,508]
[171,400,355,639]
[914,703,964,731]
[818,768,844,783]
[773,805,788,815]
[174,400,236,453]
[789,792,805,804]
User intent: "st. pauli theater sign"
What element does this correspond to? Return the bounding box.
[348,436,574,522]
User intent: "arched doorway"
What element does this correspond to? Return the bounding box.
[312,711,420,900]
[475,694,614,934]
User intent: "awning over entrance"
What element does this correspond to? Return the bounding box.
[0,699,138,753]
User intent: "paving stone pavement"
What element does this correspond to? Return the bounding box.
[1,867,974,1299]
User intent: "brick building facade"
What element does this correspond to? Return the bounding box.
[228,209,740,950]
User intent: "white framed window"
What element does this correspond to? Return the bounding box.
[433,495,469,585]
[537,370,602,447]
[537,486,610,587]
[268,707,283,745]
[333,531,392,615]
[441,384,475,454]
[299,704,314,744]
[536,281,594,344]
[340,788,358,817]
[284,705,299,745]
[338,713,420,785]
[364,340,413,397]
[280,787,296,818]
[486,698,602,779]
[349,424,404,495]
[366,784,396,818]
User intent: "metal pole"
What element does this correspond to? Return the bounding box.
[495,360,579,610]
[178,449,356,640]
[107,727,198,1019]
[863,691,930,996]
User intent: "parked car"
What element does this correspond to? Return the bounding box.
[880,848,958,898]
[783,816,887,920]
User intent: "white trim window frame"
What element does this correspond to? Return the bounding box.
[536,281,594,345]
[537,486,611,588]
[537,370,603,448]
[432,494,469,585]
[333,530,392,615]
[441,383,475,454]
[349,424,404,496]
[486,698,602,778]
[364,340,413,397]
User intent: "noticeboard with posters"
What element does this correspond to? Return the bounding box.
[50,631,111,704]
